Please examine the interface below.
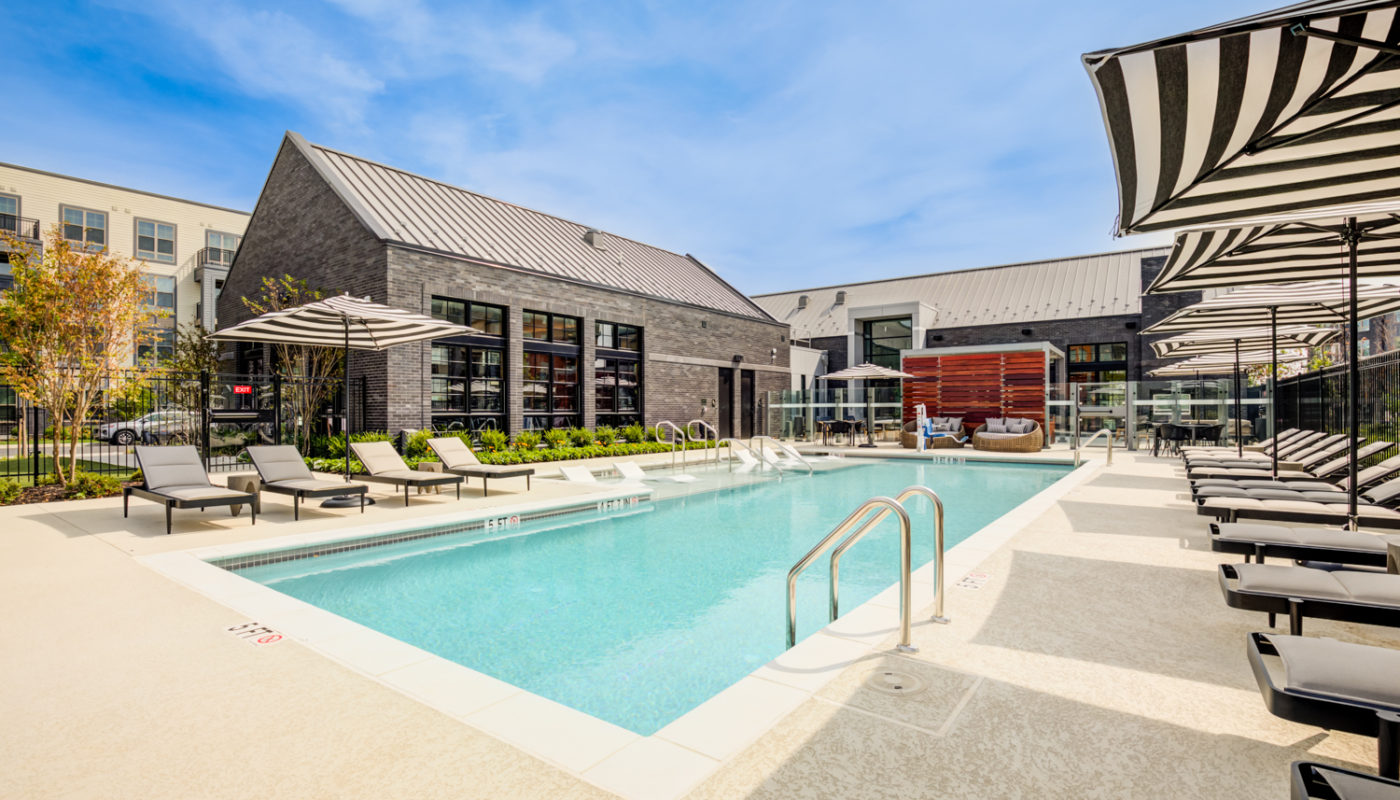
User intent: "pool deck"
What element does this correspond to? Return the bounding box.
[3,448,1397,798]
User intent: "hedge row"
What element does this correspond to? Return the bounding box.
[306,439,721,474]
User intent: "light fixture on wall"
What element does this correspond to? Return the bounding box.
[733,354,744,363]
[770,347,777,363]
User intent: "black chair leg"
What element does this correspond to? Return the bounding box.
[123,491,129,518]
[360,493,365,513]
[1380,711,1400,780]
[165,503,172,536]
[482,478,488,498]
[456,481,460,500]
[1268,612,1276,628]
[405,485,410,507]
[294,495,300,521]
[1288,601,1303,636]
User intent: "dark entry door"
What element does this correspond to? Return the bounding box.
[740,369,755,438]
[717,368,734,439]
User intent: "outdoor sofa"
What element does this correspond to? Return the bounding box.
[1247,632,1400,779]
[1218,562,1400,635]
[1290,761,1400,800]
[971,418,1042,453]
[125,445,259,535]
[901,417,965,449]
[425,437,534,497]
[1210,522,1396,569]
[246,445,368,520]
[349,440,462,506]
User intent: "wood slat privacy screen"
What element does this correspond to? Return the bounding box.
[902,351,1048,426]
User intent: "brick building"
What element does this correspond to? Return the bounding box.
[753,248,1203,387]
[218,133,789,437]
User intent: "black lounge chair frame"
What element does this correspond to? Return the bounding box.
[1248,632,1400,779]
[356,472,462,506]
[246,445,369,520]
[1291,761,1400,800]
[1219,564,1400,635]
[123,484,259,536]
[1208,523,1391,568]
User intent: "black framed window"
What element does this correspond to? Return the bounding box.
[431,296,506,431]
[1068,341,1128,384]
[524,310,580,343]
[862,317,911,370]
[61,205,106,250]
[522,352,579,430]
[597,321,640,351]
[432,297,505,337]
[0,194,18,238]
[596,357,642,428]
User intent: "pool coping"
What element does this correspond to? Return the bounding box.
[137,457,1104,800]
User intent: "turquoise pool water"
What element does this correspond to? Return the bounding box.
[236,458,1069,735]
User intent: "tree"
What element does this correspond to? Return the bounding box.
[0,227,163,485]
[241,275,342,453]
[170,320,221,375]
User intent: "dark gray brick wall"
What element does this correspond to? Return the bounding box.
[809,335,848,374]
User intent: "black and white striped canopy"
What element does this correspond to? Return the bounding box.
[1149,324,1340,357]
[1149,349,1308,375]
[1148,201,1400,293]
[1142,279,1400,332]
[208,294,477,350]
[1083,0,1400,235]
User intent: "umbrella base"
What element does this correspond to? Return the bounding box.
[857,443,878,448]
[321,495,375,508]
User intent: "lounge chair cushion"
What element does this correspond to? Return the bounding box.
[156,485,251,502]
[1271,634,1400,707]
[1214,523,1393,553]
[247,445,314,484]
[263,478,348,493]
[137,446,210,491]
[427,437,482,469]
[985,417,1008,433]
[352,441,410,475]
[370,469,436,482]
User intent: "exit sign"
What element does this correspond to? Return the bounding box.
[232,385,252,394]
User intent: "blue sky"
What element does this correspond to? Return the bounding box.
[9,0,1265,294]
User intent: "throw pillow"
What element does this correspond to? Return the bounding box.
[985,418,1008,434]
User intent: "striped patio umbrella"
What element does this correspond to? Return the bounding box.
[821,363,914,447]
[1149,350,1308,376]
[210,294,477,487]
[1082,1,1400,236]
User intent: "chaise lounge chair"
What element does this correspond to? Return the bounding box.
[1247,632,1400,779]
[1291,761,1400,800]
[425,437,535,497]
[1184,431,1332,468]
[1192,449,1400,499]
[1193,462,1400,506]
[125,445,260,535]
[1186,436,1362,478]
[246,445,368,520]
[1210,522,1396,569]
[1179,427,1306,458]
[349,441,462,506]
[616,461,697,483]
[1197,480,1400,528]
[1219,562,1400,635]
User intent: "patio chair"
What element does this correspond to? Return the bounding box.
[349,440,462,506]
[425,437,534,497]
[1197,489,1400,529]
[1187,438,1374,481]
[245,445,367,520]
[1290,761,1400,800]
[125,445,259,535]
[1246,632,1400,779]
[1219,562,1400,635]
[1209,522,1397,569]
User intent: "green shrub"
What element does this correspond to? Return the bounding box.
[0,478,21,504]
[479,428,509,452]
[512,430,542,451]
[542,428,569,449]
[403,429,434,460]
[567,427,594,447]
[644,425,662,442]
[473,439,722,465]
[593,425,617,446]
[64,471,122,500]
[620,423,646,444]
[316,431,392,458]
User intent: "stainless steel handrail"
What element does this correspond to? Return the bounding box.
[1075,427,1115,467]
[750,435,812,475]
[829,485,949,625]
[656,421,687,470]
[786,496,915,651]
[719,437,779,476]
[772,438,816,475]
[687,419,719,463]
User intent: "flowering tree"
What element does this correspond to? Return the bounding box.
[0,227,162,485]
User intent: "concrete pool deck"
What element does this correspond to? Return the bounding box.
[3,449,1396,798]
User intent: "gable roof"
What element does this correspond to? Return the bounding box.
[752,247,1170,340]
[285,133,775,322]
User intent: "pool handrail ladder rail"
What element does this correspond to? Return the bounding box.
[787,496,915,652]
[687,419,720,464]
[830,485,949,625]
[656,420,688,471]
[1075,427,1115,467]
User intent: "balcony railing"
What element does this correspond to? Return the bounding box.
[0,214,40,241]
[195,247,235,282]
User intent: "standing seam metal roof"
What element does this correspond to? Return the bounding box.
[293,135,772,321]
[752,248,1170,340]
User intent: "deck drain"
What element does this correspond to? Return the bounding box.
[866,669,927,697]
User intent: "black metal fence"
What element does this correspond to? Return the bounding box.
[1276,350,1400,462]
[0,370,352,484]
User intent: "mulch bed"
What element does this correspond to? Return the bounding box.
[11,480,140,506]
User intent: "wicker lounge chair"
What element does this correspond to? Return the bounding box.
[246,445,367,520]
[971,418,1042,453]
[425,437,534,497]
[1209,522,1397,568]
[125,445,259,535]
[1219,562,1400,635]
[349,440,462,506]
[1247,633,1400,779]
[1291,761,1400,800]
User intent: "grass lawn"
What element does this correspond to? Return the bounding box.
[0,456,130,486]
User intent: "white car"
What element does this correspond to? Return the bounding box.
[95,411,197,446]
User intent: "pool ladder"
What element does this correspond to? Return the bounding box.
[656,421,688,471]
[785,486,949,651]
[687,419,720,464]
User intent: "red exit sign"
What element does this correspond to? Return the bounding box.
[232,385,253,394]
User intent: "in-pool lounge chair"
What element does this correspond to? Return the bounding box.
[246,445,368,520]
[1219,562,1400,635]
[1291,761,1400,800]
[125,445,259,535]
[1247,633,1400,779]
[349,441,462,506]
[1210,522,1396,569]
[425,437,534,497]
[616,461,697,483]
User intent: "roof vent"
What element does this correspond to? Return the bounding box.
[834,290,846,305]
[583,228,605,249]
[797,294,809,310]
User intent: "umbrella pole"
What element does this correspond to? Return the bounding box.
[1270,307,1278,480]
[1234,338,1242,458]
[861,380,876,447]
[1346,218,1360,530]
[343,322,351,485]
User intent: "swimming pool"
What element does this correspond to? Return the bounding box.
[234,458,1069,735]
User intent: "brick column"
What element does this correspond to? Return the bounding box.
[506,306,523,434]
[581,314,597,428]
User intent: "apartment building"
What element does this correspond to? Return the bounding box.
[0,163,250,357]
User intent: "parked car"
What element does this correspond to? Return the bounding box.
[95,411,198,445]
